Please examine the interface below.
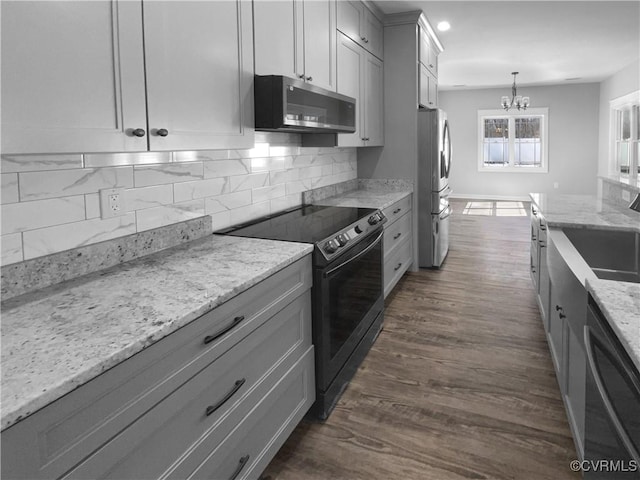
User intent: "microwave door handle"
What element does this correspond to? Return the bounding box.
[324,230,384,278]
[584,326,640,463]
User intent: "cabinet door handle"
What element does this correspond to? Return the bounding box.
[228,454,250,480]
[306,76,313,81]
[393,208,402,214]
[203,315,245,344]
[539,242,546,248]
[555,305,566,318]
[156,128,169,137]
[206,378,246,417]
[132,128,146,137]
[360,36,369,43]
[393,232,402,240]
[394,262,402,271]
[298,74,305,79]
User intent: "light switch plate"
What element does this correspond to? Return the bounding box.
[99,188,126,219]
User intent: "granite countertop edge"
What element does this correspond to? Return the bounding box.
[314,185,413,210]
[586,278,640,372]
[1,235,314,431]
[529,193,640,233]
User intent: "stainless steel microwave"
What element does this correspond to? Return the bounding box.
[254,75,356,133]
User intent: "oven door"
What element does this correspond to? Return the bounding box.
[583,299,640,478]
[313,227,384,391]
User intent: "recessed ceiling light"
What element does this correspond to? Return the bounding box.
[437,21,451,32]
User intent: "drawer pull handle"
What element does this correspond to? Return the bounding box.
[394,262,402,271]
[393,208,402,214]
[393,232,402,240]
[204,315,245,345]
[229,454,250,480]
[555,305,566,319]
[206,378,246,417]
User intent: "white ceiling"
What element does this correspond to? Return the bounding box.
[373,1,640,90]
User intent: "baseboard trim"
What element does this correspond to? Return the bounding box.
[449,193,531,202]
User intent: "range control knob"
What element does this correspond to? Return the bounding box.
[336,233,350,246]
[368,213,381,225]
[324,239,340,254]
[354,225,363,234]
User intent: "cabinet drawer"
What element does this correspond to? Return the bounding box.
[382,195,412,225]
[384,211,412,257]
[384,237,412,297]
[1,257,312,480]
[64,293,312,480]
[168,347,315,480]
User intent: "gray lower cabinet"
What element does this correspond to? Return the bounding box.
[1,257,314,480]
[547,233,588,460]
[382,195,413,297]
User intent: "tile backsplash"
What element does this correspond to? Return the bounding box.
[0,133,357,266]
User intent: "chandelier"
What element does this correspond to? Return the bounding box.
[501,72,530,111]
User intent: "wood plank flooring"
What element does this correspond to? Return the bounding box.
[262,199,581,480]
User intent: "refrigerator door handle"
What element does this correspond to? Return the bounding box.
[444,120,452,178]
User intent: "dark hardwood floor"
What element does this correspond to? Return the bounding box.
[263,199,581,480]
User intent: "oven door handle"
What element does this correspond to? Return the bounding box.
[584,325,640,463]
[324,230,384,278]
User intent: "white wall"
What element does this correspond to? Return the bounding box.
[598,59,640,176]
[438,83,600,199]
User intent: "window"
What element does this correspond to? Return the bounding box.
[610,91,640,180]
[478,108,548,173]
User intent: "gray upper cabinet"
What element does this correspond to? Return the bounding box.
[1,1,147,154]
[143,1,254,152]
[337,0,384,60]
[1,0,254,155]
[254,0,337,92]
[336,32,383,147]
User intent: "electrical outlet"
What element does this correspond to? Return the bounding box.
[99,188,126,218]
[553,182,559,189]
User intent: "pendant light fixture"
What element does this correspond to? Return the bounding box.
[501,72,530,111]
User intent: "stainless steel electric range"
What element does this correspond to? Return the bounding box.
[219,204,386,420]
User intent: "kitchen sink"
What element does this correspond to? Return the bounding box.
[562,227,640,283]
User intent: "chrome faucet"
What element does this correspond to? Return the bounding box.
[630,193,640,212]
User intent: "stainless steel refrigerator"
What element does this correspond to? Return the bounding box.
[418,108,452,268]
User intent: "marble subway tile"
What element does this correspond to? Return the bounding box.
[205,191,252,215]
[252,184,286,204]
[285,180,306,196]
[22,214,137,260]
[1,174,19,204]
[232,200,271,225]
[268,145,300,156]
[298,165,324,180]
[125,185,174,211]
[134,162,204,187]
[291,154,331,167]
[84,152,171,168]
[173,178,229,203]
[1,154,83,173]
[19,167,134,201]
[203,158,251,178]
[2,196,86,234]
[251,156,289,173]
[229,172,269,192]
[173,150,229,162]
[1,233,23,266]
[333,159,357,174]
[270,168,299,185]
[210,210,232,231]
[136,199,205,232]
[270,193,302,213]
[85,194,101,219]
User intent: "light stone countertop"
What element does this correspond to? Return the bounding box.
[529,193,640,233]
[314,184,413,210]
[586,279,640,372]
[0,235,313,431]
[530,192,639,372]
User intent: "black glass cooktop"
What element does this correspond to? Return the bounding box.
[218,205,376,244]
